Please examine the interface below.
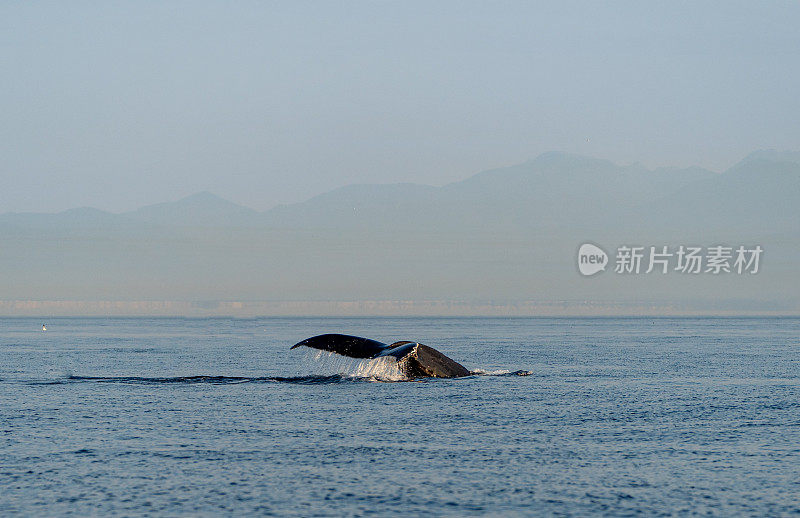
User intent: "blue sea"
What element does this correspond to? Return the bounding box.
[1,317,799,516]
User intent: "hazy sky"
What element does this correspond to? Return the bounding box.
[2,1,799,213]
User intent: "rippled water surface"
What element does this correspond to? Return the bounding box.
[1,317,799,516]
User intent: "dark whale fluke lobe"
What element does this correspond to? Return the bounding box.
[291,334,470,379]
[291,334,388,359]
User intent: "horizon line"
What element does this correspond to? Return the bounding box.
[2,299,797,318]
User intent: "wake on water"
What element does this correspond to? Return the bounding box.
[27,350,531,385]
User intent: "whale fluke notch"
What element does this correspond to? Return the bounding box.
[291,334,470,379]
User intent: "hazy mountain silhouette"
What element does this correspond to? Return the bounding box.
[5,151,796,234]
[637,157,800,238]
[125,191,260,227]
[0,206,133,229]
[261,152,716,232]
[1,151,797,313]
[264,183,438,229]
[739,149,800,165]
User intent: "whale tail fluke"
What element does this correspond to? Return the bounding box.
[291,333,388,359]
[291,333,471,379]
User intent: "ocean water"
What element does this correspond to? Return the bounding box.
[1,317,799,516]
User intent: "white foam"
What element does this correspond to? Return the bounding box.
[471,369,534,376]
[351,356,406,381]
[471,368,512,375]
[301,350,407,381]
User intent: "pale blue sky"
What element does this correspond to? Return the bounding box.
[2,1,799,213]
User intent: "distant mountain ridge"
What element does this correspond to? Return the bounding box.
[1,150,798,313]
[1,150,798,234]
[642,157,800,236]
[125,191,259,226]
[739,149,800,165]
